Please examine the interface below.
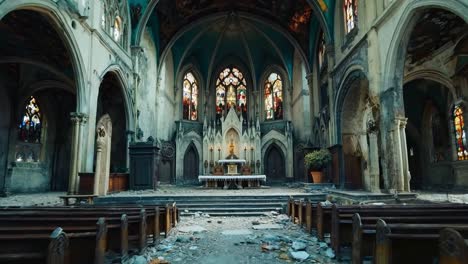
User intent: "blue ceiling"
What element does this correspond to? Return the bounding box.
[170,14,295,85]
[128,0,336,76]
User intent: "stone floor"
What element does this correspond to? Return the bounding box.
[107,185,308,197]
[127,214,344,264]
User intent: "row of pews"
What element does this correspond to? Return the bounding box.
[0,203,179,264]
[288,197,468,264]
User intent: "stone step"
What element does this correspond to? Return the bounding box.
[180,211,278,217]
[179,207,282,212]
[95,193,327,217]
[177,202,284,208]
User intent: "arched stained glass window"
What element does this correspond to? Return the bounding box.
[264,73,283,120]
[182,72,198,121]
[343,0,358,34]
[454,105,468,160]
[215,67,247,121]
[18,96,42,143]
[318,32,326,69]
[113,16,122,42]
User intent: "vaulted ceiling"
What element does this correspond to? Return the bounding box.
[128,0,336,71]
[407,9,467,64]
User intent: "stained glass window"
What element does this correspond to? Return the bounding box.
[318,32,326,69]
[454,105,468,160]
[182,72,198,121]
[113,16,122,42]
[18,96,42,143]
[343,0,358,34]
[215,67,247,121]
[264,73,283,120]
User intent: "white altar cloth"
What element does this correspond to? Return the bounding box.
[198,175,266,182]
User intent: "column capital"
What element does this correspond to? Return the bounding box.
[70,112,88,123]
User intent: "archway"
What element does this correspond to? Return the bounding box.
[0,10,78,193]
[264,144,285,184]
[183,143,199,183]
[404,79,453,190]
[96,72,128,173]
[398,8,468,190]
[339,72,372,190]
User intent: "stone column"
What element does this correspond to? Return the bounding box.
[68,112,81,194]
[393,117,410,192]
[126,130,135,169]
[368,129,380,192]
[74,114,88,193]
[306,73,315,114]
[93,138,104,195]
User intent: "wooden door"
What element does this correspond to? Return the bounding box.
[344,154,362,189]
[159,160,172,184]
[183,145,199,183]
[265,145,285,183]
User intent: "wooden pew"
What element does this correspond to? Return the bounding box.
[316,202,333,240]
[0,204,173,242]
[352,213,468,264]
[439,228,468,264]
[374,219,468,264]
[331,203,468,259]
[0,217,107,264]
[0,209,149,263]
[0,227,69,264]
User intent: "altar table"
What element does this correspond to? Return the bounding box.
[198,175,266,189]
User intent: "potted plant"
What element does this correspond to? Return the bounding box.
[304,149,332,183]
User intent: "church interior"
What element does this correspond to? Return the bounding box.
[0,0,468,263]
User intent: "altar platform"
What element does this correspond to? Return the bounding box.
[199,175,266,189]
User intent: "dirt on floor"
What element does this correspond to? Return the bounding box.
[124,213,346,264]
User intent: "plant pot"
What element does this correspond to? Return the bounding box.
[310,171,323,183]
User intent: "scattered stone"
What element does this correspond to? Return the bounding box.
[207,220,212,223]
[157,244,173,252]
[131,255,147,264]
[202,213,210,218]
[217,220,222,224]
[184,209,189,213]
[310,237,318,243]
[276,214,289,221]
[189,246,198,250]
[149,259,169,264]
[278,253,290,260]
[325,248,335,258]
[252,224,282,230]
[292,241,307,251]
[290,251,309,261]
[252,220,260,225]
[319,242,328,249]
[178,225,207,233]
[262,234,280,242]
[176,236,191,243]
[221,229,253,236]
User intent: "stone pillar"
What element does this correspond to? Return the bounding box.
[126,130,135,169]
[68,112,86,194]
[368,130,380,192]
[74,114,88,193]
[306,73,315,114]
[93,139,104,195]
[94,114,112,196]
[393,117,410,192]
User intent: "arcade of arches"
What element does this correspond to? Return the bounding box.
[0,0,467,196]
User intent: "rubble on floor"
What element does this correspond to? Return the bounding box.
[125,212,346,264]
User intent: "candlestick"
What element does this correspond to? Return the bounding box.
[218,146,221,160]
[210,146,213,162]
[251,146,254,163]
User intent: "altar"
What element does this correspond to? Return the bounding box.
[198,107,266,189]
[199,174,266,189]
